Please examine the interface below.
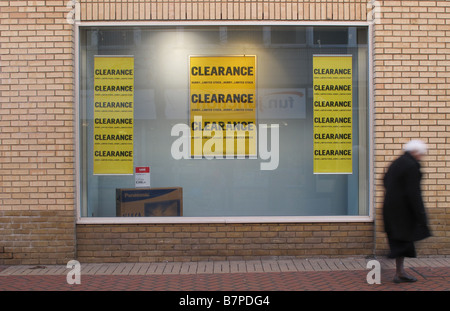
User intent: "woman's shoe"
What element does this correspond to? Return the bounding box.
[393,275,418,283]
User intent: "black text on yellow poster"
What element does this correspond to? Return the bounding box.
[313,55,353,174]
[93,56,134,174]
[189,56,256,158]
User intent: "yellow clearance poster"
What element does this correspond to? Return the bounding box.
[313,55,353,174]
[189,56,256,158]
[93,56,134,175]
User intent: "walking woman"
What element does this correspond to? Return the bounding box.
[382,140,432,283]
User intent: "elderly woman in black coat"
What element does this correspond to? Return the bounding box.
[383,140,431,283]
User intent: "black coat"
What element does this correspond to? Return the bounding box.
[383,152,431,242]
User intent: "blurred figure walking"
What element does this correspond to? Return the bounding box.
[382,140,432,283]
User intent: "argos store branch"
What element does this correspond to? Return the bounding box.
[1,1,448,265]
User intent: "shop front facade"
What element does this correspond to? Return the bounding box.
[0,0,449,264]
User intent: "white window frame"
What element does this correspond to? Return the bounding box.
[74,21,374,224]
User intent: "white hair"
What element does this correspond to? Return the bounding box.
[404,140,427,155]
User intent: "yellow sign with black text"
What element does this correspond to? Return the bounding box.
[93,56,134,175]
[190,56,257,158]
[313,55,353,174]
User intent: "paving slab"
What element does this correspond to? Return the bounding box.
[229,260,246,273]
[1,256,449,276]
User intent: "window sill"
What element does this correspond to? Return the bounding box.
[76,215,373,224]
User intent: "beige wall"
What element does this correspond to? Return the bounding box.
[373,0,450,256]
[78,0,369,21]
[0,0,75,264]
[0,0,448,264]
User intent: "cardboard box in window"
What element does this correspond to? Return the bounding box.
[116,187,183,217]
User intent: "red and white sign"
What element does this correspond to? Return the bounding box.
[135,167,150,188]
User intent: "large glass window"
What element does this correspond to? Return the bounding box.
[78,25,370,218]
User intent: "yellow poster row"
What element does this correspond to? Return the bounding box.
[93,56,134,175]
[189,56,257,157]
[313,55,353,174]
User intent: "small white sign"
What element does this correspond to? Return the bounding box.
[135,167,150,188]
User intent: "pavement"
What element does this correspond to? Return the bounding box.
[0,256,448,308]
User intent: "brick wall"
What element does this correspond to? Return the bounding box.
[75,0,376,263]
[374,0,450,256]
[0,0,76,264]
[79,0,370,21]
[76,223,374,263]
[1,1,448,264]
[0,210,75,265]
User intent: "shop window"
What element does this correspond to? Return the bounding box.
[226,26,264,45]
[78,25,370,219]
[313,27,348,45]
[271,27,306,45]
